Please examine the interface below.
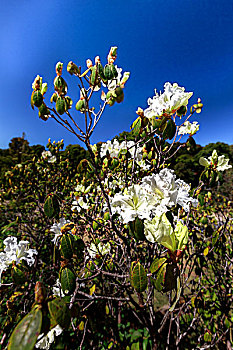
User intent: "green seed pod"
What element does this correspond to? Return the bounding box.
[90,66,98,86]
[33,91,43,107]
[60,233,74,259]
[65,96,73,109]
[67,61,80,75]
[104,64,114,80]
[97,62,106,81]
[56,96,67,115]
[111,64,118,78]
[50,92,58,103]
[60,267,76,295]
[108,97,115,106]
[38,104,50,120]
[75,99,86,111]
[54,76,68,95]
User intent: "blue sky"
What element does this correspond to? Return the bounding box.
[1,0,233,149]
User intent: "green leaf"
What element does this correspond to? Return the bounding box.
[60,233,74,259]
[130,117,141,135]
[8,307,42,350]
[152,263,167,292]
[48,297,71,329]
[44,194,60,219]
[60,267,76,295]
[150,257,167,274]
[129,218,145,241]
[162,119,176,140]
[204,331,212,342]
[131,262,147,293]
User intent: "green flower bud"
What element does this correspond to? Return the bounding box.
[54,76,68,95]
[32,91,43,108]
[67,61,80,75]
[75,99,86,112]
[50,92,58,103]
[56,96,67,115]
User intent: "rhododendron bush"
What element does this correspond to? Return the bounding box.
[0,47,232,350]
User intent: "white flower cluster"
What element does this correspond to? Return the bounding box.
[178,121,200,136]
[100,139,149,170]
[199,149,232,172]
[144,215,189,252]
[71,184,91,213]
[144,82,193,120]
[41,150,56,163]
[35,325,63,350]
[71,197,89,212]
[0,237,38,285]
[111,168,198,224]
[87,242,111,259]
[50,218,70,244]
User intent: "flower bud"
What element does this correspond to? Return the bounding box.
[56,62,63,76]
[67,61,80,75]
[86,59,93,68]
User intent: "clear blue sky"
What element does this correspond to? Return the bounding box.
[1,0,233,149]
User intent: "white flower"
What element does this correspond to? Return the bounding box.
[50,218,70,244]
[47,155,56,163]
[176,179,198,211]
[52,279,65,297]
[3,237,37,266]
[100,139,150,170]
[144,213,176,252]
[32,75,42,90]
[0,237,38,285]
[144,82,193,120]
[35,325,63,349]
[88,242,111,258]
[199,149,232,172]
[142,168,178,216]
[178,121,199,136]
[71,197,89,212]
[110,184,152,223]
[41,150,56,163]
[42,151,52,159]
[75,184,86,193]
[144,214,189,252]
